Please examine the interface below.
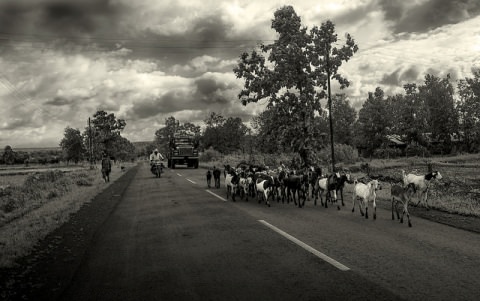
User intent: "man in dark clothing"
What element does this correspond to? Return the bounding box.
[213,166,221,188]
[206,169,212,188]
[101,152,112,183]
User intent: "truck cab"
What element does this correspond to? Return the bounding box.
[167,133,199,169]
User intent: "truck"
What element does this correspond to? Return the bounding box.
[166,131,199,169]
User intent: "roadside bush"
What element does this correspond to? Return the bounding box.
[317,143,358,164]
[199,147,222,162]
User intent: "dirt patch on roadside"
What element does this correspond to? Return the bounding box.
[0,166,139,301]
[402,206,480,233]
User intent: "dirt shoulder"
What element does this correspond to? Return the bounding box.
[401,205,480,233]
[0,165,139,301]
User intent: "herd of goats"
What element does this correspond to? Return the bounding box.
[219,163,443,227]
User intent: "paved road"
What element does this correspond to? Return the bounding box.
[59,164,480,300]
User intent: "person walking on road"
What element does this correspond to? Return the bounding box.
[101,152,112,183]
[206,169,212,188]
[213,166,221,188]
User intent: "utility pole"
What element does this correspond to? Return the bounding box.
[326,49,336,173]
[88,117,94,169]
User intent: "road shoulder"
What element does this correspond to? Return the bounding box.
[0,165,139,301]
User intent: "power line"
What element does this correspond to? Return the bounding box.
[0,73,65,121]
[0,30,276,43]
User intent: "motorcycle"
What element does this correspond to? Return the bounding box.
[150,162,164,178]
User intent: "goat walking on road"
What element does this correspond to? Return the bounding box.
[391,183,417,227]
[402,170,443,209]
[352,180,381,219]
[225,170,239,202]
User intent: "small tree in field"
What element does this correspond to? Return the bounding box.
[234,5,357,167]
[60,127,85,164]
[2,145,15,165]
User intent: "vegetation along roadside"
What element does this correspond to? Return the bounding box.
[0,163,135,268]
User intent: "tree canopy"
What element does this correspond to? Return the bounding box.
[83,110,134,161]
[60,127,85,164]
[234,5,358,166]
[202,112,248,153]
[154,116,201,154]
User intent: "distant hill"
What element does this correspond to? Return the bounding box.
[14,146,62,153]
[11,141,153,153]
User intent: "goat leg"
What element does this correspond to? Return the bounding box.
[424,189,430,211]
[358,199,364,216]
[391,199,395,220]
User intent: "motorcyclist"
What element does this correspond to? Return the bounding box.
[150,148,165,174]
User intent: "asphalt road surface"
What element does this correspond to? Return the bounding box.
[58,164,480,301]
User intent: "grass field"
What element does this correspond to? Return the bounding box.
[0,163,135,268]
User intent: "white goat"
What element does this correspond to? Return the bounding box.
[238,176,250,201]
[352,180,381,219]
[391,183,417,227]
[402,170,443,209]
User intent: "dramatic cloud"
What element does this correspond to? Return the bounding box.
[380,66,421,86]
[378,0,480,34]
[0,0,479,147]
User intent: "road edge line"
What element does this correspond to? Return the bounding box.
[258,219,350,271]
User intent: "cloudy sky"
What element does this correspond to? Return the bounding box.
[1,0,479,148]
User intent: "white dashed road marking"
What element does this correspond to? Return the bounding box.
[176,173,182,177]
[186,178,196,184]
[206,189,227,202]
[258,220,350,271]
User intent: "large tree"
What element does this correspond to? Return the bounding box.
[329,94,356,145]
[419,74,458,153]
[87,110,126,158]
[60,127,85,164]
[202,112,226,151]
[111,136,136,161]
[457,70,480,152]
[354,87,392,156]
[84,110,128,161]
[154,116,201,154]
[203,112,248,153]
[234,5,357,167]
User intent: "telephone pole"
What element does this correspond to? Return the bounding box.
[88,117,94,169]
[326,49,336,173]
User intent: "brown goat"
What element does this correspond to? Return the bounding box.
[391,183,417,227]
